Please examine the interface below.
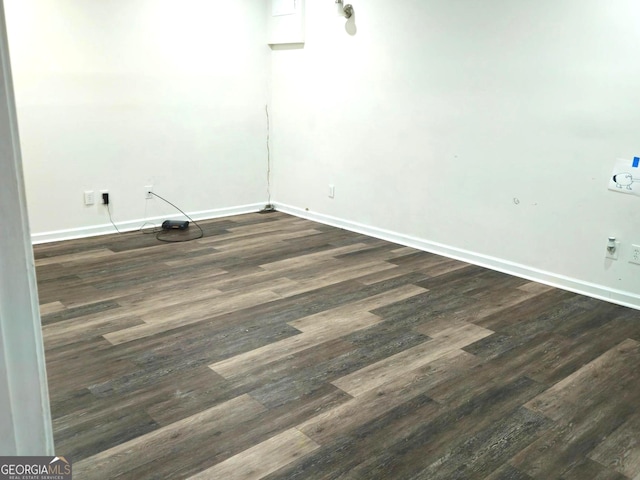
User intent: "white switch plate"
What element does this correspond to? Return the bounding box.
[84,190,95,205]
[328,184,335,198]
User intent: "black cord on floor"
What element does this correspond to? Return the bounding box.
[149,192,204,242]
[138,221,161,235]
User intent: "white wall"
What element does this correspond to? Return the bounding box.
[271,0,640,307]
[4,0,640,306]
[5,0,270,240]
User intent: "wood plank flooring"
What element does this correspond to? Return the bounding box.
[34,212,640,479]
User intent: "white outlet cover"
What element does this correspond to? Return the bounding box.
[605,240,620,260]
[630,244,640,265]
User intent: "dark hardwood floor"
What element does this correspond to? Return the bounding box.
[34,212,640,479]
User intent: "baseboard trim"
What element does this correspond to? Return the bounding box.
[275,203,640,311]
[31,203,265,245]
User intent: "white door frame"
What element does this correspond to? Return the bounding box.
[0,0,54,455]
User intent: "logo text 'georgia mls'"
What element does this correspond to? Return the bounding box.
[0,456,72,480]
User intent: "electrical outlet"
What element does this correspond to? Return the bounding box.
[145,185,153,199]
[630,244,640,265]
[100,190,109,205]
[84,190,95,205]
[328,184,335,198]
[605,239,620,260]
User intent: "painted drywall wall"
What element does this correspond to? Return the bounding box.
[4,0,270,240]
[271,0,640,306]
[0,0,53,454]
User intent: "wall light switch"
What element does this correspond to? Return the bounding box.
[84,190,95,205]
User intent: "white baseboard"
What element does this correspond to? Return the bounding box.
[275,203,640,311]
[31,203,265,244]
